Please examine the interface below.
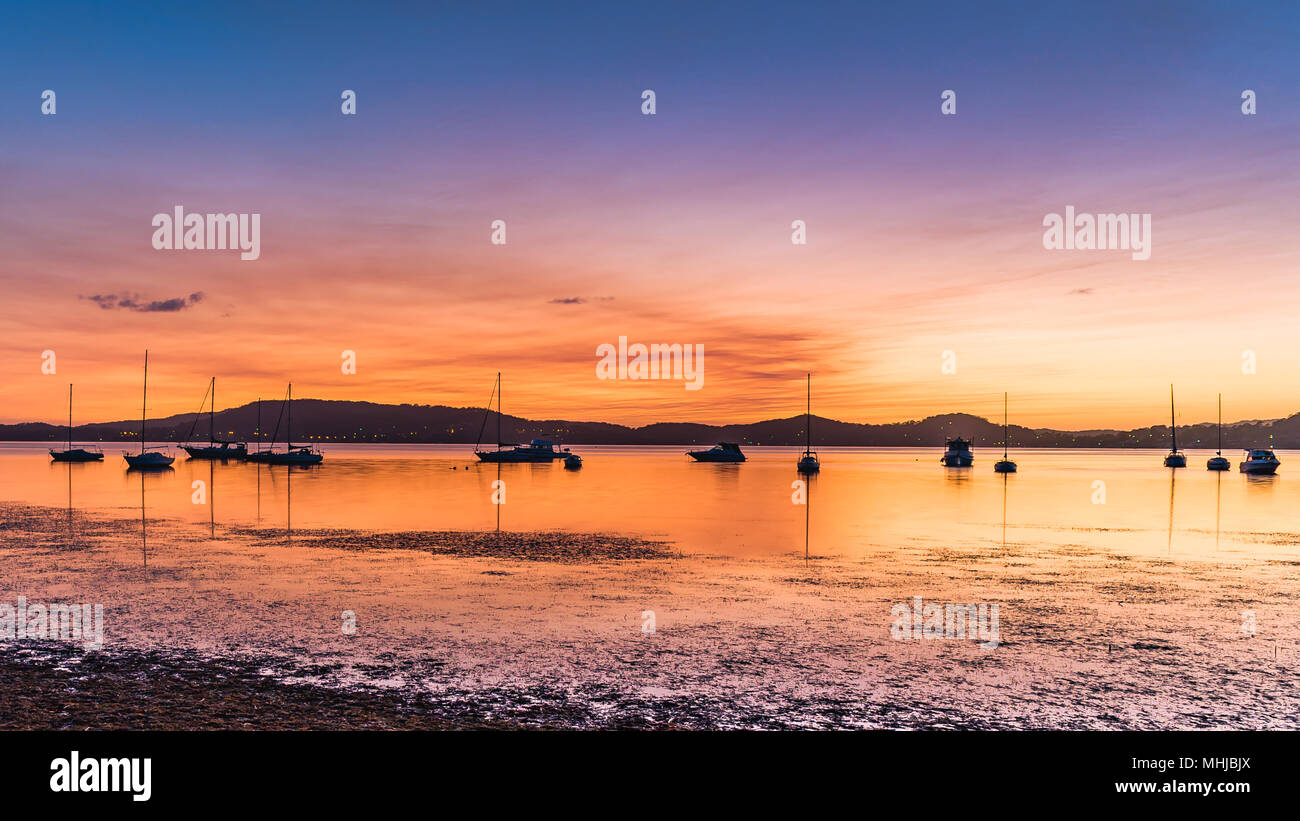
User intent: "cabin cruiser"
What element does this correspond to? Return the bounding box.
[688,442,746,462]
[941,437,973,467]
[1239,448,1280,475]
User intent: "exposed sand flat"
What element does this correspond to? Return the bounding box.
[2,502,1299,729]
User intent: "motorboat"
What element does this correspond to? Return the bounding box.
[1239,448,1280,475]
[688,443,746,462]
[563,452,583,469]
[941,437,973,467]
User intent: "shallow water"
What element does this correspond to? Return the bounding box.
[3,443,1299,728]
[2,443,1296,559]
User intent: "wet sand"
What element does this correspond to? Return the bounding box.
[3,502,1299,729]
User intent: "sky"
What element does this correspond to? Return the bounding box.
[2,0,1299,429]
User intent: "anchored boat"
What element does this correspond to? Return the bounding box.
[261,383,323,465]
[1207,394,1230,471]
[1239,448,1280,475]
[796,373,820,474]
[123,350,175,469]
[473,373,568,462]
[688,443,746,462]
[993,392,1017,473]
[49,384,103,462]
[1163,385,1186,468]
[941,436,973,467]
[182,377,248,460]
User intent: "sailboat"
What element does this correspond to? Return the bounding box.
[1163,385,1186,468]
[123,350,175,469]
[182,377,248,459]
[262,383,324,465]
[796,373,819,473]
[49,384,104,461]
[993,392,1017,473]
[474,373,567,462]
[1206,394,1230,471]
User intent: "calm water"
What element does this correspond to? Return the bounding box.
[2,443,1295,559]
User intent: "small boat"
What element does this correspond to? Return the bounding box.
[1163,385,1186,468]
[796,373,820,473]
[563,452,583,469]
[1239,448,1280,475]
[688,443,746,462]
[49,384,103,462]
[993,392,1017,473]
[473,374,567,462]
[182,377,248,460]
[1207,393,1230,471]
[260,383,323,465]
[122,350,175,469]
[941,436,973,467]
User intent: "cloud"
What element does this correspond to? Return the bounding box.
[83,292,205,312]
[549,297,585,304]
[1068,287,1094,295]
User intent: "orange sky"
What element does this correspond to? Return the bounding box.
[4,3,1298,430]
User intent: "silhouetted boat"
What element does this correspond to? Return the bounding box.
[1239,448,1280,475]
[688,443,746,462]
[183,377,248,460]
[49,384,103,462]
[474,373,567,462]
[563,453,583,469]
[993,392,1017,473]
[261,383,323,465]
[123,350,175,469]
[1207,394,1230,471]
[941,436,973,467]
[1163,385,1186,468]
[797,373,820,473]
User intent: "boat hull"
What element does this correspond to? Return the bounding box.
[1240,462,1279,475]
[476,450,551,463]
[796,456,820,473]
[263,451,324,465]
[689,452,746,462]
[124,452,175,469]
[941,454,973,467]
[1163,454,1187,468]
[50,449,103,462]
[1206,457,1231,471]
[184,444,248,460]
[993,460,1017,473]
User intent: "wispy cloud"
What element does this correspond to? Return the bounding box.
[1068,287,1094,295]
[83,292,205,312]
[549,297,585,304]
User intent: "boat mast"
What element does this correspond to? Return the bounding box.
[805,373,811,454]
[287,383,293,449]
[68,383,73,449]
[256,398,261,453]
[210,377,216,443]
[1169,384,1177,453]
[141,350,148,455]
[497,372,502,451]
[1003,392,1009,459]
[1217,393,1223,455]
